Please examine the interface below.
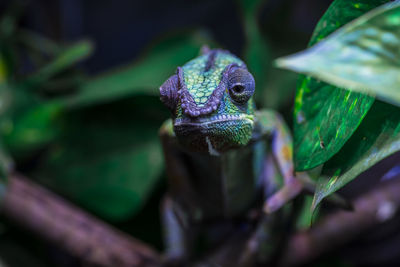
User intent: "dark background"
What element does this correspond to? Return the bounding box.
[5,0,332,73]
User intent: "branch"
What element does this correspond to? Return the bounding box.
[1,174,161,267]
[4,173,398,267]
[281,178,400,267]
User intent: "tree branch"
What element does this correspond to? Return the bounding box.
[281,178,400,267]
[1,174,161,267]
[3,172,400,267]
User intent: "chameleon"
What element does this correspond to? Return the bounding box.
[159,47,304,266]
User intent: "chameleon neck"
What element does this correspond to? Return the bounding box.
[170,141,266,222]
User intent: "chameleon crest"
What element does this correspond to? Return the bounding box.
[160,49,256,153]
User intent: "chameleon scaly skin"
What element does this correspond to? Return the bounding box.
[160,49,256,152]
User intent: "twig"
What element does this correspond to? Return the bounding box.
[1,174,161,267]
[280,178,400,267]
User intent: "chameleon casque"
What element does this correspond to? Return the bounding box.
[159,47,303,266]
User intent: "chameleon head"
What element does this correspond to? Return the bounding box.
[160,49,256,153]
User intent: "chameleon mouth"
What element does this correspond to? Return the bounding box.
[174,114,254,127]
[173,114,254,153]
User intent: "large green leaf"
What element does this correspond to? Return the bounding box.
[286,0,389,171]
[276,2,400,106]
[63,33,213,108]
[312,101,400,209]
[34,96,167,221]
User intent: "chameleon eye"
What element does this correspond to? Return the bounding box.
[228,68,255,104]
[160,74,179,111]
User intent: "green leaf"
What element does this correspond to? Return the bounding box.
[26,40,93,85]
[63,32,212,108]
[312,101,400,209]
[276,2,400,106]
[292,79,374,171]
[34,96,167,220]
[281,0,390,171]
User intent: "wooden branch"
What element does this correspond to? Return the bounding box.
[280,178,400,267]
[1,174,162,267]
[3,172,400,267]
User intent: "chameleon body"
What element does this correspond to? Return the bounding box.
[159,48,300,265]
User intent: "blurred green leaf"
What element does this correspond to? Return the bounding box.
[276,2,400,106]
[312,101,400,209]
[0,53,12,203]
[64,33,212,108]
[0,11,18,81]
[237,0,270,105]
[0,39,91,158]
[286,0,389,171]
[2,100,63,157]
[34,96,167,220]
[26,40,93,85]
[0,70,63,158]
[18,29,61,56]
[0,55,7,82]
[237,0,263,16]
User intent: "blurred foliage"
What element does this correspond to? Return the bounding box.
[0,0,295,222]
[0,0,216,220]
[40,32,214,220]
[25,40,93,86]
[237,0,299,110]
[0,6,16,203]
[287,0,389,171]
[238,0,270,104]
[64,33,215,108]
[35,96,167,219]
